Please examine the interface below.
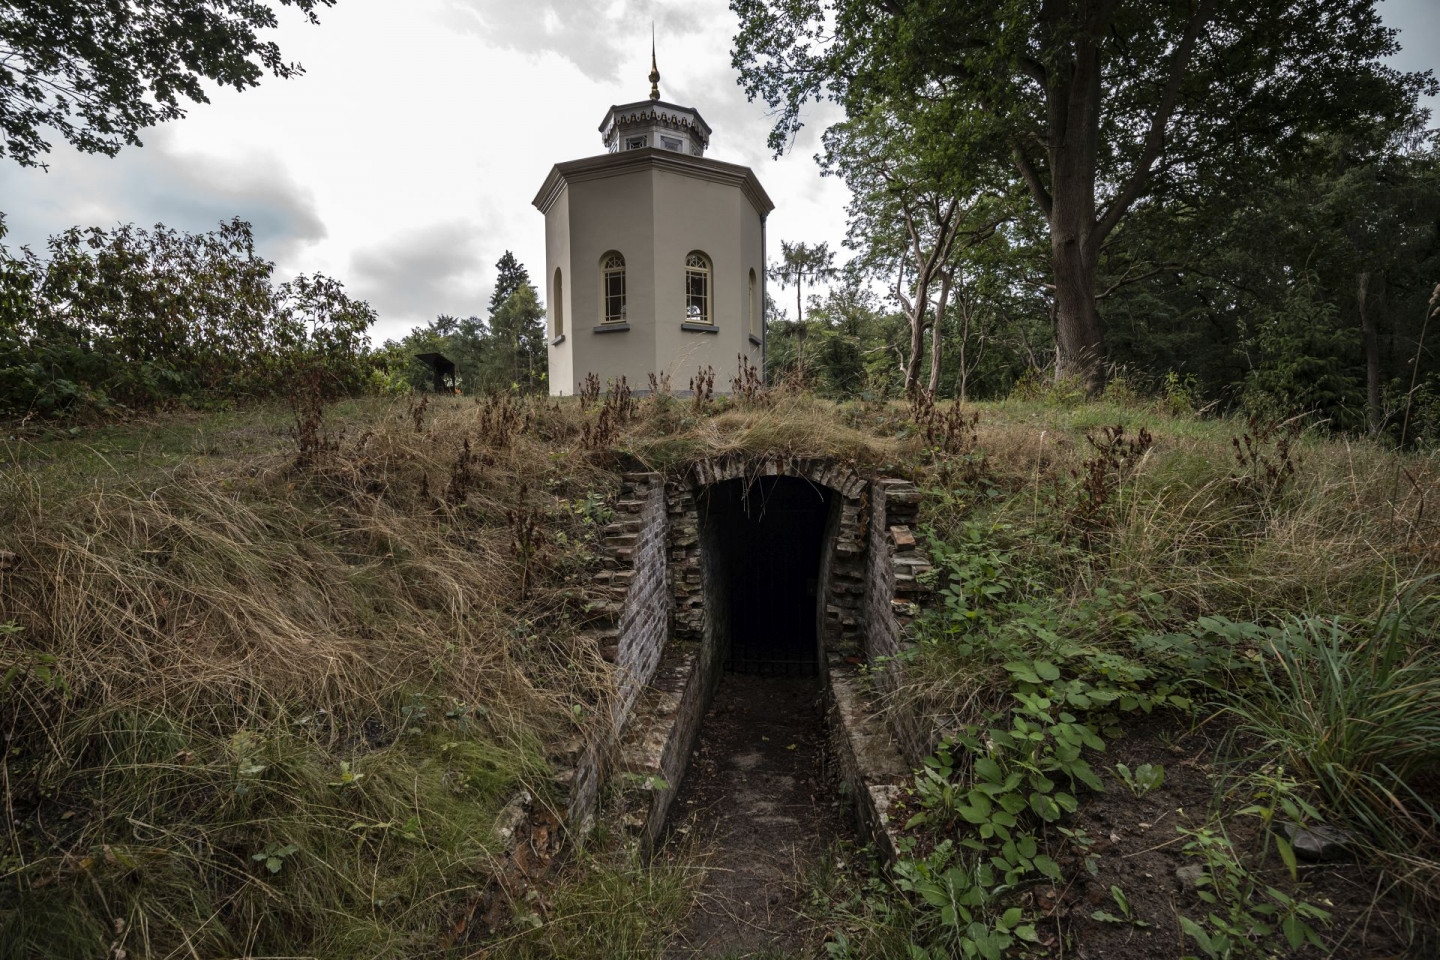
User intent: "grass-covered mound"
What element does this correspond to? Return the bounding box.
[2,387,1437,958]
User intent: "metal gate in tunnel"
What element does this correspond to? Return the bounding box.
[708,477,832,676]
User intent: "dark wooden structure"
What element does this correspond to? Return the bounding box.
[416,352,456,393]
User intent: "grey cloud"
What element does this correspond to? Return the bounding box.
[349,221,488,326]
[439,0,704,83]
[0,129,325,262]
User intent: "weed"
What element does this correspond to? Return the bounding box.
[1090,884,1149,927]
[477,392,532,447]
[689,365,715,412]
[409,392,429,432]
[1066,423,1153,539]
[647,370,672,398]
[909,391,990,488]
[731,354,766,406]
[252,840,301,874]
[1113,761,1165,797]
[1177,820,1330,958]
[447,437,479,505]
[581,376,636,450]
[289,363,339,468]
[508,484,548,599]
[1229,414,1300,503]
[579,372,602,410]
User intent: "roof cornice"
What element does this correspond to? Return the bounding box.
[532,148,775,218]
[599,100,713,139]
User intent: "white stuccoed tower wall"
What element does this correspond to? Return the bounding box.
[532,49,773,396]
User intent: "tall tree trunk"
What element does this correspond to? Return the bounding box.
[903,276,930,393]
[957,275,972,404]
[1359,271,1381,435]
[1050,221,1103,389]
[929,270,951,395]
[1048,37,1105,393]
[795,278,805,374]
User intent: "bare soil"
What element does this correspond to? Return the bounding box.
[1051,720,1424,960]
[660,672,855,959]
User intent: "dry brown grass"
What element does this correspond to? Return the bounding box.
[2,388,1437,957]
[1,396,621,731]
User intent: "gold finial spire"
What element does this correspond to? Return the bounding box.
[648,24,660,100]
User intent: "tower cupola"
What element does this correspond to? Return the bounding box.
[535,42,772,397]
[598,43,711,157]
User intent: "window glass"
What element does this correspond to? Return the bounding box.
[602,252,626,323]
[748,268,757,334]
[685,252,711,325]
[554,268,564,336]
[661,136,683,151]
[625,135,648,150]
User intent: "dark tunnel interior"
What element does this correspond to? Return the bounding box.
[700,476,835,676]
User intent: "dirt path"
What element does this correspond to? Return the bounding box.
[660,672,854,959]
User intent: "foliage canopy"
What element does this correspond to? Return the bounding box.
[0,0,335,168]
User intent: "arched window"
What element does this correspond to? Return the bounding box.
[748,268,757,335]
[601,251,626,324]
[685,251,712,325]
[553,268,564,337]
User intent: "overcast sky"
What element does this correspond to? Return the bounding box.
[1,0,1435,344]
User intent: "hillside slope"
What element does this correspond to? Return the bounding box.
[2,389,1436,958]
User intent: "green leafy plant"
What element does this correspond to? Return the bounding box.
[1113,762,1165,798]
[328,760,364,789]
[1091,884,1149,927]
[1177,821,1329,958]
[1,625,68,698]
[252,842,300,874]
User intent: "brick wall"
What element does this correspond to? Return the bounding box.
[862,479,934,767]
[564,471,669,826]
[561,459,936,849]
[612,475,670,721]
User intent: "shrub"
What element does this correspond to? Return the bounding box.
[0,218,375,417]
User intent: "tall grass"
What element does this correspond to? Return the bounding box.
[0,396,626,957]
[1221,590,1440,888]
[4,389,1438,955]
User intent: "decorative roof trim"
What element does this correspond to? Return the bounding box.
[599,100,713,140]
[532,148,775,218]
[603,111,709,148]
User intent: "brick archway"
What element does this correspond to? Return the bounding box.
[666,456,870,659]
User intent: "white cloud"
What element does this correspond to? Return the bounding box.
[438,0,704,83]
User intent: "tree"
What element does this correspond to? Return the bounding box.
[771,240,838,375]
[1,218,373,414]
[395,254,545,394]
[1,0,335,168]
[488,251,531,317]
[732,0,1436,391]
[487,283,546,392]
[826,110,1015,394]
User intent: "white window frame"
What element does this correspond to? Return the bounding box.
[748,268,757,335]
[601,252,627,324]
[554,267,564,337]
[685,252,712,326]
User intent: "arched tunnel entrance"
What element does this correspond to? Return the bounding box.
[701,476,833,676]
[662,474,854,955]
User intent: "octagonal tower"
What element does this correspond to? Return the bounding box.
[533,51,773,396]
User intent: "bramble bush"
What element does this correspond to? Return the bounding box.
[0,216,376,417]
